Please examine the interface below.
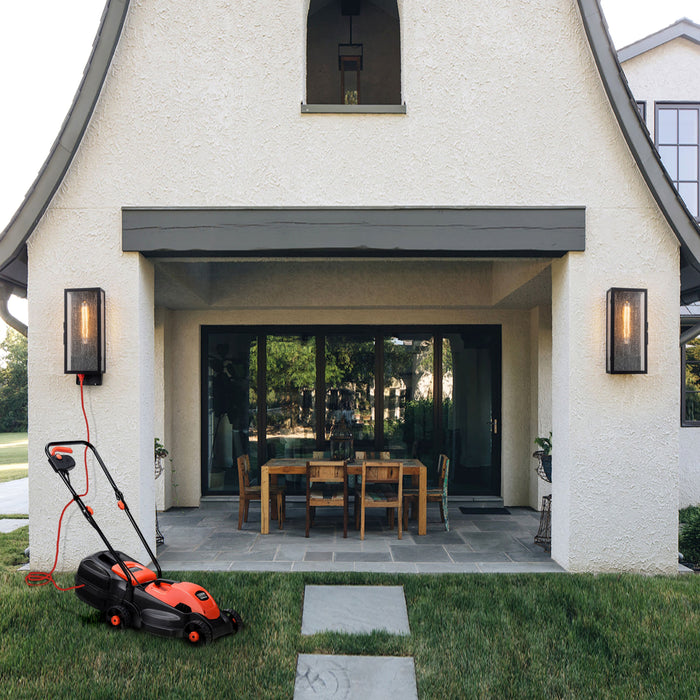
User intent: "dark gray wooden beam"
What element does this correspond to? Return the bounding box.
[122,207,585,257]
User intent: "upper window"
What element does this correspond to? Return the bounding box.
[306,0,401,106]
[656,103,700,218]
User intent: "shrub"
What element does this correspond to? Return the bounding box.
[679,506,700,567]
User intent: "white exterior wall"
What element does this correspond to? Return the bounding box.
[26,0,682,571]
[622,38,700,510]
[621,38,700,139]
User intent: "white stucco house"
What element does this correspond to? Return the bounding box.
[616,18,700,509]
[2,0,700,574]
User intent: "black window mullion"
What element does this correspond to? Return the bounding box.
[258,333,267,463]
[315,334,326,450]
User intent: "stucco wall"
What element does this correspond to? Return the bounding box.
[621,38,700,138]
[25,0,683,571]
[621,37,700,511]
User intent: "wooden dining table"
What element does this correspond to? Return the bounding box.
[259,458,429,535]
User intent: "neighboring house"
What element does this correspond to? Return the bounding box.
[1,0,700,574]
[618,19,700,508]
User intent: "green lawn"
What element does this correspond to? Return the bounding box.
[0,433,28,483]
[1,527,699,698]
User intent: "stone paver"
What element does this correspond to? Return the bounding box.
[295,655,417,700]
[153,500,563,573]
[302,585,410,636]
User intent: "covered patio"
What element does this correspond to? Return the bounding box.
[155,499,563,573]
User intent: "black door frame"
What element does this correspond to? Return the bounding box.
[200,324,502,496]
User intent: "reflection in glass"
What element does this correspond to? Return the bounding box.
[443,334,494,493]
[265,335,316,460]
[679,109,698,144]
[383,334,434,463]
[658,109,677,144]
[325,334,375,457]
[206,333,257,493]
[685,337,700,422]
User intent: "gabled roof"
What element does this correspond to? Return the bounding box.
[0,0,129,291]
[578,0,700,303]
[617,18,700,63]
[2,0,700,304]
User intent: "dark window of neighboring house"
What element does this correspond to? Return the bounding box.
[636,101,646,122]
[682,331,700,426]
[656,103,700,218]
[306,0,401,105]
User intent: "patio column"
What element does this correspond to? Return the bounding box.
[550,248,679,574]
[28,229,155,572]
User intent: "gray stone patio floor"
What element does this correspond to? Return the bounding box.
[156,499,564,573]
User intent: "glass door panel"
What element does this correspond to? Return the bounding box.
[383,334,434,463]
[265,335,316,461]
[205,332,258,493]
[325,334,375,458]
[443,328,500,495]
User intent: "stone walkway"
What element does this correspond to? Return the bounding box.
[156,499,563,573]
[295,584,417,699]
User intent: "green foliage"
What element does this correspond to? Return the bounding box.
[534,432,552,455]
[154,438,169,459]
[679,506,700,567]
[0,330,27,432]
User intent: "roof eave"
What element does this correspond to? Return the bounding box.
[0,0,130,291]
[578,0,700,304]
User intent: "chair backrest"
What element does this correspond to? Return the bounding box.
[306,460,347,484]
[438,454,450,491]
[362,460,403,484]
[379,451,390,460]
[237,454,251,493]
[312,451,325,459]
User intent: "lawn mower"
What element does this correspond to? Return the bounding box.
[45,440,241,645]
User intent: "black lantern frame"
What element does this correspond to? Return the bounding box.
[64,288,105,385]
[606,287,648,374]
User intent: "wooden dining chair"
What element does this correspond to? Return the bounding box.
[403,454,450,531]
[305,460,349,538]
[356,460,403,540]
[236,454,285,530]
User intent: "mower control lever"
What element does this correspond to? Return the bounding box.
[48,446,76,472]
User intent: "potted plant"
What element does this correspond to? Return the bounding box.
[533,432,552,482]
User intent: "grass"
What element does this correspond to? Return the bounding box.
[0,432,27,467]
[0,432,28,483]
[1,527,699,698]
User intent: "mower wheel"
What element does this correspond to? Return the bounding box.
[224,609,243,633]
[185,621,212,646]
[106,605,131,630]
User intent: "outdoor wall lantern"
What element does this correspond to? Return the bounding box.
[64,288,105,385]
[606,287,647,374]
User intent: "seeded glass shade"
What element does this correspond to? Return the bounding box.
[606,288,647,374]
[65,288,105,379]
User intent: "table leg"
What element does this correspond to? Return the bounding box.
[261,465,270,535]
[418,468,427,536]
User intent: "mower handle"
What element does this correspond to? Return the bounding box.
[44,440,162,580]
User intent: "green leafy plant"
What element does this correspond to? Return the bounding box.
[154,438,169,459]
[534,432,552,455]
[679,505,700,568]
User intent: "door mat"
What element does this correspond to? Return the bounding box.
[459,507,510,515]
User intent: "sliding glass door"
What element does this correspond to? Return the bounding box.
[201,326,501,495]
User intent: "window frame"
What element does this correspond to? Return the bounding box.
[681,323,700,427]
[655,102,700,219]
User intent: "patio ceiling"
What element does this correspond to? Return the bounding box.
[153,258,552,310]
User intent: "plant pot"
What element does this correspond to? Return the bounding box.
[541,455,552,482]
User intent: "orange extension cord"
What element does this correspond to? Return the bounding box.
[25,374,90,591]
